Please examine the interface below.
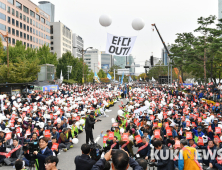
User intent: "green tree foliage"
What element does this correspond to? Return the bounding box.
[87,71,94,83]
[0,41,40,83]
[37,44,58,66]
[97,69,106,78]
[56,52,89,83]
[170,15,222,83]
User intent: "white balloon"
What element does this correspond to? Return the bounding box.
[72,138,79,144]
[99,15,112,27]
[132,18,145,31]
[120,128,124,134]
[80,119,85,125]
[111,118,115,124]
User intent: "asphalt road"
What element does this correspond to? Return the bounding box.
[1,99,126,170]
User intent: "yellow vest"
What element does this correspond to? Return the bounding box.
[182,147,200,170]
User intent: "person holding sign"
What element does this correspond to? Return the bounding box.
[119,134,134,157]
[134,136,151,160]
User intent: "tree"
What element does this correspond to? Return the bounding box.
[37,44,58,66]
[87,70,94,83]
[56,52,89,83]
[97,69,106,78]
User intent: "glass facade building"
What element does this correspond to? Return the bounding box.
[38,1,55,22]
[101,52,112,72]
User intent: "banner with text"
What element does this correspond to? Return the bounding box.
[105,33,137,56]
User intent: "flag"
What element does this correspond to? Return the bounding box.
[140,77,142,81]
[107,73,112,80]
[152,77,156,81]
[94,72,100,83]
[119,76,120,82]
[60,70,63,81]
[179,128,182,135]
[129,76,133,82]
[121,72,124,84]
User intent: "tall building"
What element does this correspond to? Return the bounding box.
[127,55,135,74]
[38,1,55,22]
[113,55,135,74]
[72,33,84,58]
[0,0,51,49]
[219,0,222,20]
[84,49,101,73]
[101,51,112,72]
[161,46,171,65]
[50,21,72,59]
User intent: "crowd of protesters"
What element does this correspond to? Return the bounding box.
[1,82,222,170]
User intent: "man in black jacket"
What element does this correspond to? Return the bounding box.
[74,144,96,170]
[150,140,174,170]
[85,112,97,144]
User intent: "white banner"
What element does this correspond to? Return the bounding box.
[134,106,149,118]
[105,33,137,56]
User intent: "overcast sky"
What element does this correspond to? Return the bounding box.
[32,0,218,73]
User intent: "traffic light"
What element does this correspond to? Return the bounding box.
[125,66,131,68]
[150,56,154,66]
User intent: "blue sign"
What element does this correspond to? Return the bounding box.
[183,83,193,87]
[43,85,59,92]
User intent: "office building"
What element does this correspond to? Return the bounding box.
[219,0,222,20]
[38,1,55,22]
[84,49,101,73]
[161,46,171,65]
[101,51,112,72]
[0,0,51,49]
[50,21,72,59]
[72,33,84,58]
[113,54,135,74]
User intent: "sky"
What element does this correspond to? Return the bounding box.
[32,0,218,74]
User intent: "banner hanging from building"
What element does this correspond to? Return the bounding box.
[105,33,137,56]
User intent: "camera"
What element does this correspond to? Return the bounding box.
[23,141,39,166]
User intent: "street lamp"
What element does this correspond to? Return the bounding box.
[73,47,93,83]
[0,32,9,74]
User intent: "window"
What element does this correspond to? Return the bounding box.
[36,38,38,43]
[20,13,22,19]
[33,20,35,26]
[16,20,18,27]
[33,28,35,35]
[0,12,6,21]
[23,15,26,21]
[7,6,10,13]
[36,22,38,28]
[51,47,53,50]
[51,41,53,45]
[12,38,15,45]
[8,37,11,44]
[16,30,19,36]
[41,17,45,24]
[23,24,26,30]
[12,18,15,25]
[20,31,22,38]
[8,27,11,34]
[27,34,29,40]
[16,1,22,10]
[0,2,6,10]
[30,27,32,33]
[16,11,18,17]
[36,14,40,20]
[30,10,34,17]
[36,30,38,35]
[30,44,32,48]
[24,42,26,47]
[20,22,22,28]
[27,43,29,47]
[23,6,28,14]
[8,0,14,5]
[33,37,35,42]
[12,28,15,35]
[24,33,26,39]
[7,16,10,23]
[27,17,29,23]
[50,36,53,39]
[50,26,53,34]
[12,8,14,15]
[27,26,29,32]
[30,36,32,41]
